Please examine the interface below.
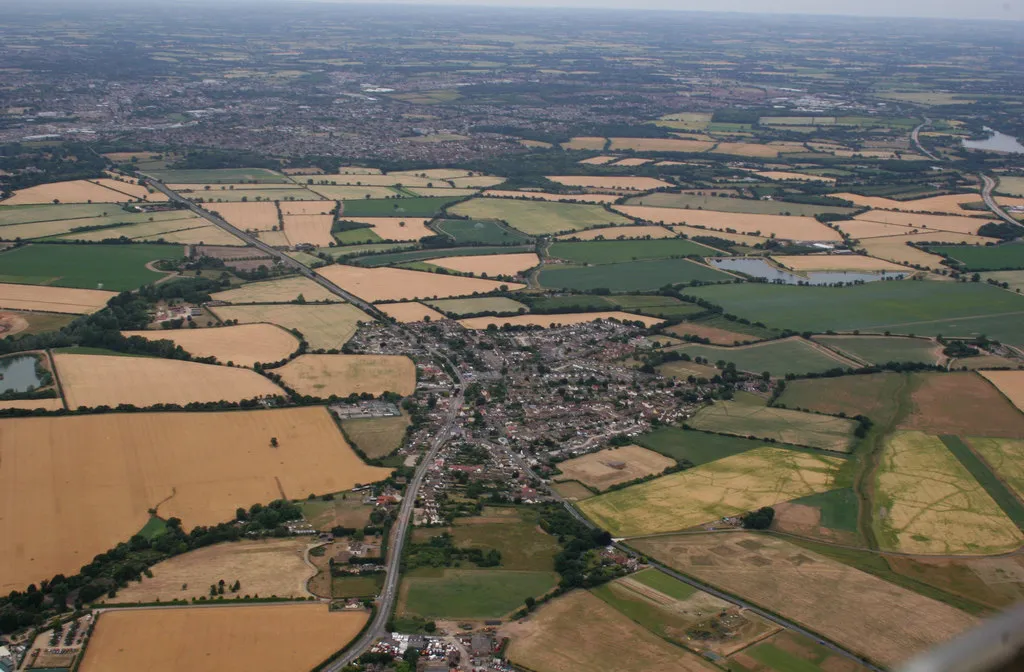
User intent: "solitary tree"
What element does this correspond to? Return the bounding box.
[270,437,279,447]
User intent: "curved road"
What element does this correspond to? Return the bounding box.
[979,173,1023,228]
[911,116,940,161]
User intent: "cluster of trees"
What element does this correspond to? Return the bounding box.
[538,505,615,589]
[0,141,107,193]
[403,532,501,570]
[741,507,775,529]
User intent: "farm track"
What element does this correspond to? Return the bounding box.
[801,338,864,369]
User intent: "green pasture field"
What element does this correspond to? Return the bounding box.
[400,569,558,619]
[626,192,856,217]
[450,507,562,572]
[340,413,410,459]
[688,401,859,452]
[332,574,385,598]
[524,294,616,312]
[548,239,722,265]
[787,488,859,533]
[927,243,1024,271]
[969,438,1024,501]
[299,496,373,532]
[333,228,383,244]
[9,311,77,336]
[433,219,532,245]
[426,297,529,316]
[0,243,183,290]
[323,242,418,258]
[636,426,765,466]
[538,258,731,292]
[940,436,1024,527]
[193,188,320,202]
[449,198,629,235]
[606,295,705,319]
[995,176,1024,198]
[0,203,116,226]
[145,167,289,183]
[813,335,940,365]
[137,516,169,540]
[629,568,696,600]
[341,196,460,218]
[590,575,701,648]
[353,245,533,267]
[728,631,868,672]
[671,338,851,377]
[688,281,1024,346]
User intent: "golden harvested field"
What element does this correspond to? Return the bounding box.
[577,447,844,537]
[483,190,619,204]
[712,142,788,158]
[979,370,1024,412]
[392,168,474,179]
[834,193,982,215]
[0,282,116,314]
[204,202,279,231]
[611,158,653,167]
[969,438,1024,499]
[561,136,608,150]
[578,155,619,165]
[665,322,761,345]
[451,198,630,234]
[55,354,284,408]
[121,324,300,367]
[837,219,926,239]
[138,225,245,246]
[91,179,167,201]
[504,590,716,672]
[0,407,390,591]
[854,211,989,235]
[545,175,673,191]
[278,200,335,215]
[79,605,368,672]
[306,168,382,178]
[56,216,207,243]
[615,205,842,242]
[753,170,835,183]
[283,214,335,247]
[315,173,434,187]
[608,137,715,153]
[670,225,767,245]
[208,303,370,349]
[106,538,315,602]
[555,445,675,491]
[558,225,677,240]
[450,175,506,189]
[309,185,398,200]
[277,354,416,397]
[318,264,523,302]
[632,533,978,669]
[257,229,291,246]
[428,252,540,276]
[459,311,662,329]
[406,187,479,197]
[2,180,138,205]
[211,276,341,304]
[771,255,909,272]
[340,217,434,241]
[690,401,858,452]
[375,301,447,323]
[0,397,64,411]
[858,232,998,267]
[875,431,1022,555]
[520,139,553,149]
[551,481,595,501]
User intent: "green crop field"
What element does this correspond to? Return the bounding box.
[332,227,383,244]
[636,426,765,466]
[969,438,1024,501]
[689,401,859,452]
[0,203,117,226]
[548,239,722,264]
[332,574,385,598]
[606,295,705,318]
[629,568,696,600]
[449,198,629,235]
[786,487,859,532]
[688,281,1024,346]
[814,335,940,365]
[400,569,558,619]
[525,294,616,312]
[728,631,868,672]
[927,243,1024,271]
[940,436,1024,527]
[324,242,418,258]
[672,338,851,377]
[148,168,289,183]
[353,245,533,267]
[538,258,731,291]
[0,243,184,290]
[340,196,460,218]
[433,219,532,244]
[449,507,562,572]
[626,192,856,217]
[426,296,529,315]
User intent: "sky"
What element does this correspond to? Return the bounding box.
[303,0,1023,21]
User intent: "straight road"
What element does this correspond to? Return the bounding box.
[979,173,1023,228]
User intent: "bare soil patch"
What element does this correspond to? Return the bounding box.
[555,445,675,491]
[900,372,1024,437]
[276,354,416,397]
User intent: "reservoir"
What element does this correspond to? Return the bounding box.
[709,257,904,285]
[0,355,45,394]
[962,128,1024,154]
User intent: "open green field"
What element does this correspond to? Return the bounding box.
[672,338,852,377]
[626,192,856,217]
[927,243,1024,271]
[940,436,1024,527]
[340,413,410,459]
[332,573,385,598]
[538,258,731,292]
[727,630,871,672]
[636,426,765,466]
[324,242,418,258]
[449,198,629,235]
[606,294,705,319]
[548,239,722,264]
[299,496,373,532]
[426,296,528,315]
[968,438,1024,501]
[525,294,616,312]
[400,568,558,619]
[995,176,1024,198]
[813,335,940,365]
[980,270,1024,293]
[449,507,561,571]
[194,188,318,202]
[353,245,532,267]
[0,203,119,226]
[148,168,289,183]
[332,227,383,244]
[0,243,183,290]
[340,196,460,218]
[0,209,199,242]
[433,218,532,244]
[689,401,859,452]
[785,487,860,533]
[688,281,1024,346]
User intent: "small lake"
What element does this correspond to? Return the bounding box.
[0,355,44,394]
[709,257,903,285]
[962,127,1024,154]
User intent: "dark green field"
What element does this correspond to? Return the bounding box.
[927,243,1024,271]
[434,219,532,244]
[340,196,461,217]
[0,243,184,290]
[538,258,732,291]
[672,338,851,377]
[607,294,705,319]
[401,569,558,619]
[626,192,857,217]
[689,281,1024,346]
[636,426,764,466]
[548,239,723,265]
[787,488,859,532]
[940,436,1024,527]
[525,294,616,312]
[353,245,533,267]
[332,573,385,598]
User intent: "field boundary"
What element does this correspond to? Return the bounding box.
[941,435,1024,528]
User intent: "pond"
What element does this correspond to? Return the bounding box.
[962,128,1024,154]
[709,257,904,285]
[0,355,45,395]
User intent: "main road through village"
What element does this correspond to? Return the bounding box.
[148,177,883,671]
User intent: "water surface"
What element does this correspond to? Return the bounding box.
[709,257,903,285]
[962,128,1024,154]
[0,355,44,394]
